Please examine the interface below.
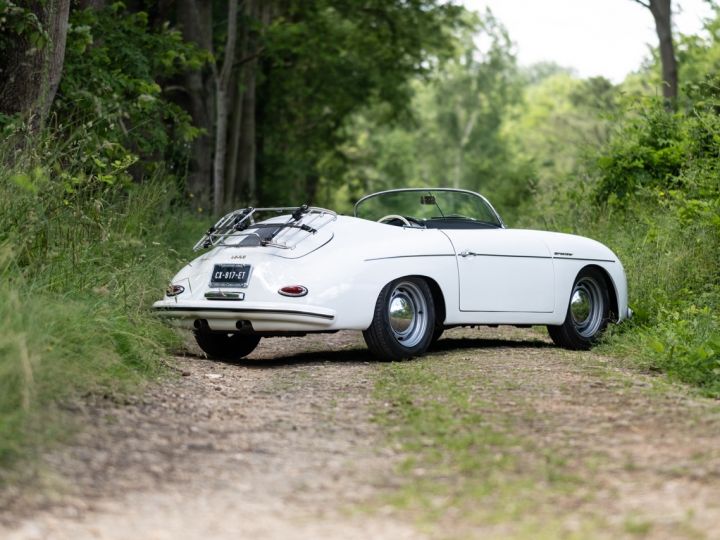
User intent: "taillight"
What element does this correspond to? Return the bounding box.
[166,284,185,297]
[278,285,308,297]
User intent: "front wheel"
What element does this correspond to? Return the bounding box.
[363,277,435,360]
[194,331,261,361]
[547,267,610,350]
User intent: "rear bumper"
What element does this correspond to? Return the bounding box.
[152,299,336,332]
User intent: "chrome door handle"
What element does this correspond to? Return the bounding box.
[458,250,478,257]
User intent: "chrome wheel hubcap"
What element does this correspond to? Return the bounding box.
[570,277,604,338]
[388,281,428,348]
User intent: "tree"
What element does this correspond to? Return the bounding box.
[227,0,271,207]
[337,12,533,222]
[177,0,215,207]
[632,0,678,100]
[177,0,269,213]
[0,0,71,126]
[257,0,463,206]
[211,0,239,215]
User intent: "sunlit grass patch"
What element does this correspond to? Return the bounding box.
[372,352,589,535]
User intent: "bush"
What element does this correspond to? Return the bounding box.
[0,2,210,478]
[1,3,206,185]
[642,306,720,395]
[0,153,203,473]
[526,81,720,394]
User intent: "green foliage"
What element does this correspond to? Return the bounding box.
[642,307,720,395]
[507,72,618,227]
[593,101,688,204]
[257,0,465,205]
[12,3,206,188]
[332,11,533,222]
[0,2,213,475]
[0,1,48,49]
[521,68,720,394]
[0,148,203,473]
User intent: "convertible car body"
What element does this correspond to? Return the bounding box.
[153,188,630,360]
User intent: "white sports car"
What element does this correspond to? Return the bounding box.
[153,188,630,360]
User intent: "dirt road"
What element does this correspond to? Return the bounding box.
[2,328,720,539]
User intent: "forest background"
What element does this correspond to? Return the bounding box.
[0,0,718,473]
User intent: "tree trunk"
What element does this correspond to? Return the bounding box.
[213,85,230,213]
[212,0,239,215]
[633,0,678,102]
[649,0,677,101]
[225,16,250,205]
[225,71,244,206]
[0,0,71,126]
[235,0,270,206]
[177,0,214,209]
[238,60,257,205]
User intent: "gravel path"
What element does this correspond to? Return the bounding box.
[2,328,720,539]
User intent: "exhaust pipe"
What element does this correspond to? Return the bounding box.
[194,319,209,331]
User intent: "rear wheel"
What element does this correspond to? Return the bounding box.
[428,325,444,348]
[363,278,435,360]
[194,331,261,361]
[547,267,610,350]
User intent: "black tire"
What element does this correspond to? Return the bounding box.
[547,267,610,350]
[428,325,444,348]
[194,331,261,361]
[363,277,435,360]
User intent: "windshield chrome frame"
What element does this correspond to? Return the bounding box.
[353,187,506,228]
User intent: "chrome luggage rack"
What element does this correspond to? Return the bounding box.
[193,205,337,251]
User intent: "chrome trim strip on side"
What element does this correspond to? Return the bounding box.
[553,257,616,263]
[153,306,335,320]
[458,253,552,260]
[364,254,455,262]
[365,253,615,263]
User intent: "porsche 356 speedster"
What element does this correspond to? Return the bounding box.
[153,188,630,360]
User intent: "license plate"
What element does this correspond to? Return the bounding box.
[210,264,251,288]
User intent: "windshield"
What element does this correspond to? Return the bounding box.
[354,189,503,228]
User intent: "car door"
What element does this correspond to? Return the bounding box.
[442,228,555,312]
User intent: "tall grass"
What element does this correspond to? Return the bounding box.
[518,80,720,395]
[0,147,203,476]
[595,202,720,395]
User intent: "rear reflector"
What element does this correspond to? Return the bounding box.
[278,285,308,297]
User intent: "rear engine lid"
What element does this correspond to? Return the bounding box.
[194,206,336,259]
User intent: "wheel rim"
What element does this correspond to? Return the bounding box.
[388,281,428,348]
[570,277,605,338]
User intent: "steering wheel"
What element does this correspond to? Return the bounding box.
[377,214,411,226]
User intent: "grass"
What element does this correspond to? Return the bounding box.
[525,188,720,397]
[0,162,204,479]
[369,335,720,538]
[371,349,599,538]
[589,208,719,396]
